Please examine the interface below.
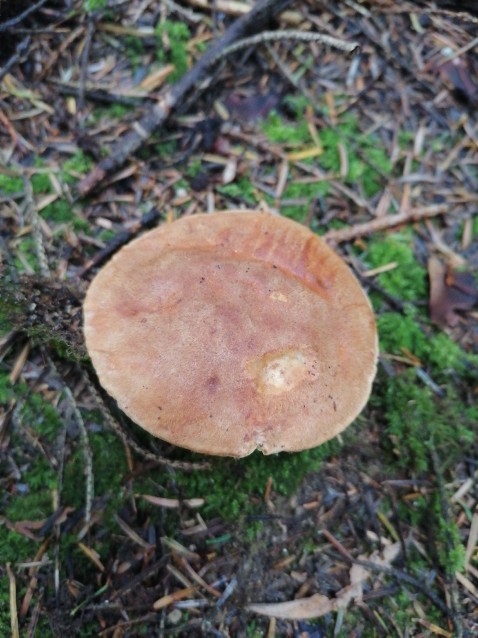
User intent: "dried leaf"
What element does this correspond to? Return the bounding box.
[77,542,105,572]
[247,593,335,619]
[429,257,478,326]
[153,586,196,610]
[247,543,401,619]
[139,494,204,508]
[336,542,401,608]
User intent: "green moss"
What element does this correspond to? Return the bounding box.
[0,372,14,404]
[92,103,133,122]
[0,589,13,636]
[433,495,466,574]
[98,228,116,243]
[0,305,12,337]
[62,422,127,508]
[262,111,392,199]
[85,0,107,11]
[14,237,39,273]
[156,20,191,82]
[281,180,329,222]
[156,139,177,159]
[6,484,54,521]
[23,168,87,232]
[366,232,427,302]
[40,199,87,231]
[390,590,414,630]
[427,332,477,374]
[402,495,466,577]
[262,112,310,145]
[0,528,36,564]
[186,158,203,178]
[282,94,310,115]
[217,178,258,206]
[171,440,339,520]
[24,391,63,441]
[378,311,477,382]
[318,122,392,197]
[31,172,53,194]
[378,310,428,358]
[124,35,145,67]
[473,215,478,236]
[380,370,475,474]
[90,429,128,496]
[62,152,94,184]
[0,173,23,194]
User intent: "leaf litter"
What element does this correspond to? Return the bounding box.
[0,0,478,636]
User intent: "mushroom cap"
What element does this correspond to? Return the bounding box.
[83,211,378,457]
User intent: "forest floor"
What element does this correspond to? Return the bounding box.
[0,1,478,636]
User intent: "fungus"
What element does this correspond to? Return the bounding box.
[83,210,378,457]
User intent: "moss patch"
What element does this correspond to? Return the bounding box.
[365,231,428,302]
[380,370,475,474]
[0,173,23,194]
[217,177,258,206]
[167,440,340,520]
[156,20,191,82]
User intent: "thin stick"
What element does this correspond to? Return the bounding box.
[216,30,360,61]
[0,36,30,83]
[44,355,94,523]
[23,175,50,277]
[323,205,449,244]
[77,208,161,278]
[7,563,20,638]
[0,0,48,32]
[428,445,464,638]
[78,18,96,114]
[63,384,94,523]
[77,0,294,196]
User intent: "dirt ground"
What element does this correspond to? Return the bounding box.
[1,1,478,636]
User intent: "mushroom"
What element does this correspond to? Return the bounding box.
[83,210,377,457]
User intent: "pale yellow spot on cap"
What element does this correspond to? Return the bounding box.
[269,291,288,302]
[246,347,318,396]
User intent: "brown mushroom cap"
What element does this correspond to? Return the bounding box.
[83,210,378,457]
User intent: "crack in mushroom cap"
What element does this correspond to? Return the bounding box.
[83,210,378,457]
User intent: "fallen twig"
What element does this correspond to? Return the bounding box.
[78,18,96,114]
[6,563,20,638]
[323,205,449,244]
[428,445,465,638]
[77,208,161,278]
[77,0,294,196]
[218,30,360,58]
[185,0,302,24]
[0,0,48,32]
[22,175,50,278]
[0,36,30,83]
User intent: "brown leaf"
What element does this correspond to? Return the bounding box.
[429,257,478,327]
[247,543,401,619]
[247,593,335,619]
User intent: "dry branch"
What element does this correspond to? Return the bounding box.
[77,0,294,197]
[0,0,48,32]
[323,205,449,244]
